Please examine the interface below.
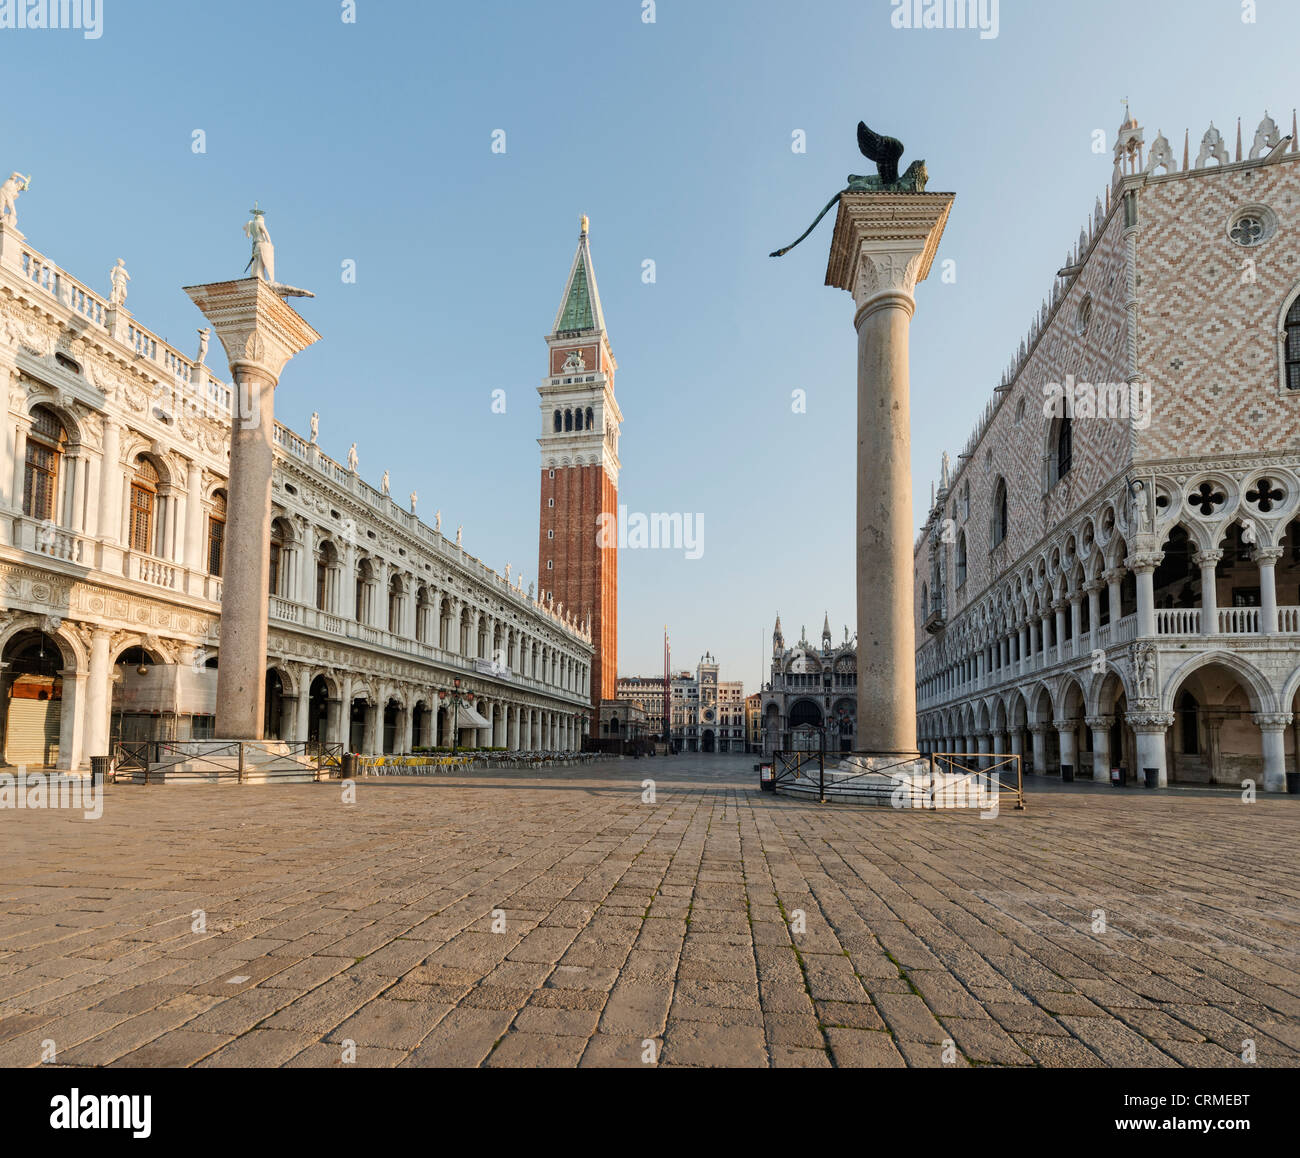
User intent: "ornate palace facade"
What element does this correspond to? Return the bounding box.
[914,110,1300,792]
[0,195,594,769]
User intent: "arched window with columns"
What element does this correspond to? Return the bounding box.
[129,455,161,555]
[23,405,66,522]
[208,490,227,577]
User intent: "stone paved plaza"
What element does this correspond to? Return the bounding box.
[0,754,1297,1068]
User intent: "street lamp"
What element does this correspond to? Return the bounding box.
[438,678,475,758]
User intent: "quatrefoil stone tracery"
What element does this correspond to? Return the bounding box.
[1188,481,1227,516]
[1245,478,1285,513]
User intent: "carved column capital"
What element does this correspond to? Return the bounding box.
[1125,551,1163,573]
[1126,710,1175,732]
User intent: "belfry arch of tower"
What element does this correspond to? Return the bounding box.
[537,216,623,727]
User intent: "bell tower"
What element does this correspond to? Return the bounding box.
[538,216,621,725]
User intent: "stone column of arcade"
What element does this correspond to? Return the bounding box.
[824,189,953,778]
[185,226,320,758]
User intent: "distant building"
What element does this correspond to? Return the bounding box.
[760,614,858,754]
[616,675,668,740]
[618,653,745,752]
[745,692,763,753]
[597,698,649,750]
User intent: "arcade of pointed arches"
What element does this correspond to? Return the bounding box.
[917,471,1300,787]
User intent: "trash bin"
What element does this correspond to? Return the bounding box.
[1287,771,1299,795]
[90,755,112,787]
[759,764,775,793]
[1109,766,1126,788]
[341,753,358,780]
[1144,767,1158,789]
[1060,763,1074,783]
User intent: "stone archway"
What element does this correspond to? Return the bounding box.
[701,729,715,753]
[306,675,331,746]
[1,629,65,767]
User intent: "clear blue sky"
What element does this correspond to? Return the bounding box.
[6,0,1297,686]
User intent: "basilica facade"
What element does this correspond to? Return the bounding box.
[914,109,1300,792]
[0,196,594,770]
[760,615,858,755]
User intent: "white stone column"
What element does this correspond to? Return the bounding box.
[1054,603,1068,665]
[278,694,299,742]
[295,683,312,746]
[363,702,378,755]
[1087,716,1113,781]
[185,277,320,741]
[1084,581,1102,648]
[84,627,113,761]
[0,365,20,518]
[1068,597,1082,659]
[1195,551,1221,636]
[1029,724,1047,776]
[9,416,29,516]
[1055,721,1077,780]
[1129,553,1161,639]
[58,669,88,771]
[338,675,353,746]
[1105,569,1123,627]
[825,190,953,759]
[183,458,205,573]
[1255,713,1292,792]
[1129,712,1173,787]
[1257,549,1282,636]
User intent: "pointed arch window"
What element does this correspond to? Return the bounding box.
[24,406,66,521]
[955,532,968,588]
[992,478,1009,547]
[1286,297,1300,391]
[1056,416,1073,481]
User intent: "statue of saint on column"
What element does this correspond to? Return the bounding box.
[243,203,276,284]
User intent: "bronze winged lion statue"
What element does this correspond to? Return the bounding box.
[770,122,929,257]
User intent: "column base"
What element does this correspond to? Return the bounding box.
[121,738,323,785]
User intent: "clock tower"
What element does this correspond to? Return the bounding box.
[538,216,621,727]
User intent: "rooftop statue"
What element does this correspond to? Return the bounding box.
[770,123,929,258]
[109,258,130,308]
[1,172,31,230]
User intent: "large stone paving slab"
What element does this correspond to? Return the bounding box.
[0,755,1296,1068]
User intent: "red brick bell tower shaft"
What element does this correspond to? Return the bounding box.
[538,217,621,727]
